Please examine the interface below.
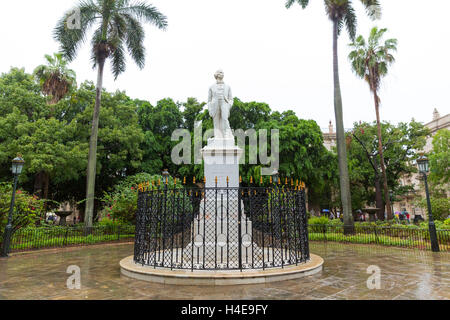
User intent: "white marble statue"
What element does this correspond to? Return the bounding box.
[208,70,233,139]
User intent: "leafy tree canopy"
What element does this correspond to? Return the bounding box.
[347,120,429,209]
[429,129,450,186]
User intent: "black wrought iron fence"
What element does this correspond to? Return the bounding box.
[5,217,449,253]
[133,185,310,271]
[308,224,450,251]
[8,224,135,252]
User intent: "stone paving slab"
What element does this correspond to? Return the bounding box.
[0,242,448,300]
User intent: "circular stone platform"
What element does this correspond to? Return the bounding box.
[120,254,323,286]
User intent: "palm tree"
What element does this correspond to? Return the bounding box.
[349,27,397,220]
[34,53,77,105]
[33,53,77,201]
[285,0,381,234]
[54,0,168,227]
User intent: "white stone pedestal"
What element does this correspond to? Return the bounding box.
[201,137,243,188]
[184,137,261,267]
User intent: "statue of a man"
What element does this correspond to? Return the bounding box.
[208,69,233,139]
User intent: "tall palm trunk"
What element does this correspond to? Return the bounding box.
[373,91,392,220]
[332,21,354,234]
[374,174,384,220]
[84,58,105,227]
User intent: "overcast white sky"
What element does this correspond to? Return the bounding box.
[1,0,449,130]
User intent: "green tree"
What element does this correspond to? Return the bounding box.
[137,98,183,176]
[285,0,381,233]
[33,53,76,106]
[0,68,85,196]
[54,0,167,227]
[0,68,89,216]
[429,129,450,186]
[349,27,398,219]
[182,98,206,132]
[349,125,384,216]
[0,70,144,221]
[348,120,429,218]
[418,129,450,221]
[57,82,144,219]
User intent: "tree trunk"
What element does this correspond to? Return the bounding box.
[43,172,49,201]
[84,59,105,227]
[374,175,384,220]
[332,21,354,234]
[33,171,44,198]
[50,96,59,116]
[373,91,393,220]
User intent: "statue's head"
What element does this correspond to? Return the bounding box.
[214,69,224,81]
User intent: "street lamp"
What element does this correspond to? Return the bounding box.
[271,169,279,185]
[417,155,440,252]
[1,156,25,257]
[162,169,170,189]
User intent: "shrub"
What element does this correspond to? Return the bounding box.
[417,197,450,221]
[444,218,450,228]
[97,218,123,228]
[308,216,330,233]
[100,173,179,224]
[308,216,330,225]
[418,220,450,230]
[328,219,344,226]
[0,182,44,242]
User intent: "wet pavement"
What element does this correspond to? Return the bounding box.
[0,242,448,300]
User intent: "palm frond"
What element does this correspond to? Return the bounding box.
[55,0,167,79]
[344,6,357,41]
[53,0,99,62]
[348,26,397,92]
[285,0,309,9]
[285,0,295,8]
[90,27,104,68]
[121,1,168,30]
[33,53,77,101]
[122,13,146,69]
[110,12,128,41]
[359,0,382,20]
[111,43,126,79]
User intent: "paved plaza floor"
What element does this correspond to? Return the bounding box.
[0,242,448,300]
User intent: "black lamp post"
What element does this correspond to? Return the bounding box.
[1,156,25,257]
[417,155,440,252]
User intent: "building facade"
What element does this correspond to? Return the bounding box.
[394,109,449,218]
[323,121,337,152]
